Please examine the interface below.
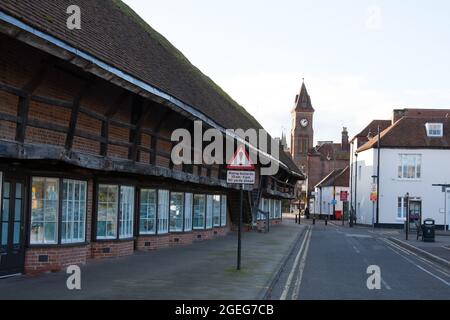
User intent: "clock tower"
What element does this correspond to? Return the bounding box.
[291,80,314,174]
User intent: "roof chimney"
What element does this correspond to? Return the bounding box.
[341,127,349,151]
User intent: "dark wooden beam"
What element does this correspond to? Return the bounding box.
[65,80,93,151]
[150,109,172,165]
[15,59,55,142]
[129,98,152,161]
[100,92,129,156]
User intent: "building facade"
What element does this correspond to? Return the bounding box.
[0,1,303,277]
[312,167,349,220]
[350,109,450,230]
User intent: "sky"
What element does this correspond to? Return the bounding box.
[123,0,450,145]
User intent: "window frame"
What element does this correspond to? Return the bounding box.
[212,194,221,227]
[169,191,185,233]
[61,179,87,244]
[94,183,135,241]
[220,195,227,227]
[138,188,158,235]
[425,123,443,137]
[193,194,206,230]
[397,154,422,180]
[28,175,89,247]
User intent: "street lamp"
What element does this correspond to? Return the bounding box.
[405,192,410,240]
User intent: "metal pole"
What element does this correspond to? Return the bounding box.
[405,195,409,240]
[376,126,381,227]
[237,184,243,270]
[441,189,447,232]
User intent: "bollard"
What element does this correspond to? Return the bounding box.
[295,214,298,224]
[325,219,328,226]
[313,218,315,225]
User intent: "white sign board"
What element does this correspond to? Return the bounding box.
[227,170,255,185]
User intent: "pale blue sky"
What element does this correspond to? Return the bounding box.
[124,0,450,144]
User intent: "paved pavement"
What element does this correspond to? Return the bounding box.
[268,220,450,300]
[0,219,305,300]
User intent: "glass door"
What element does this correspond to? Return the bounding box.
[0,176,26,277]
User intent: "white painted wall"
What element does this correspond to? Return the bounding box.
[312,185,349,216]
[353,148,450,228]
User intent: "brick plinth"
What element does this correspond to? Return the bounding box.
[136,227,229,251]
[91,241,134,259]
[24,245,90,275]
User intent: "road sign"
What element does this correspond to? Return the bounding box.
[340,191,348,202]
[226,145,255,170]
[331,199,338,206]
[227,170,255,185]
[370,183,378,202]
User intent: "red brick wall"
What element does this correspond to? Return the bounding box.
[136,227,229,251]
[24,245,91,275]
[91,241,134,259]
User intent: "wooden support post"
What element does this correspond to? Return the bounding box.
[65,81,92,151]
[100,92,128,157]
[15,59,55,142]
[150,109,171,165]
[129,99,152,162]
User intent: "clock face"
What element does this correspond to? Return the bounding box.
[300,118,309,128]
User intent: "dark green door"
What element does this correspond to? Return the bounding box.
[0,176,26,277]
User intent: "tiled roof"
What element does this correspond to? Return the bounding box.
[351,120,392,142]
[357,116,450,152]
[0,0,302,175]
[315,166,349,188]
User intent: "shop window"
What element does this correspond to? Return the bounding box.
[119,186,134,239]
[193,194,206,229]
[158,190,169,234]
[140,189,157,235]
[31,178,59,244]
[97,185,118,240]
[184,193,193,232]
[206,195,213,229]
[62,179,87,243]
[212,195,221,227]
[220,195,227,227]
[169,192,184,232]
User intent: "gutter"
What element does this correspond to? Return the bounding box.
[0,11,302,177]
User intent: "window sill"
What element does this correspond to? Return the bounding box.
[28,242,89,249]
[94,237,135,243]
[396,178,421,182]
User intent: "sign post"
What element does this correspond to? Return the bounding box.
[226,145,255,271]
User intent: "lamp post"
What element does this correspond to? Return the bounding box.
[405,192,410,240]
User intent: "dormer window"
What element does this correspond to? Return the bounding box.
[425,123,443,137]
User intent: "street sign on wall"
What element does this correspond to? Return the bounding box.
[226,170,255,185]
[340,191,348,202]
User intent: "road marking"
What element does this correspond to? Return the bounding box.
[381,277,392,290]
[292,227,312,300]
[380,238,450,278]
[280,227,310,300]
[382,239,450,287]
[352,245,361,254]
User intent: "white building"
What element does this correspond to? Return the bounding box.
[350,109,450,230]
[311,167,349,220]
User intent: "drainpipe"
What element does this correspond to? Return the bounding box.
[349,141,354,227]
[376,126,381,226]
[354,152,358,225]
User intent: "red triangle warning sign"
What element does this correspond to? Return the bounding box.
[226,145,255,170]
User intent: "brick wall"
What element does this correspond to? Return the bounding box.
[24,245,91,275]
[91,241,134,259]
[136,227,229,251]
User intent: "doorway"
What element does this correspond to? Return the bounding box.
[0,174,27,277]
[408,200,422,231]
